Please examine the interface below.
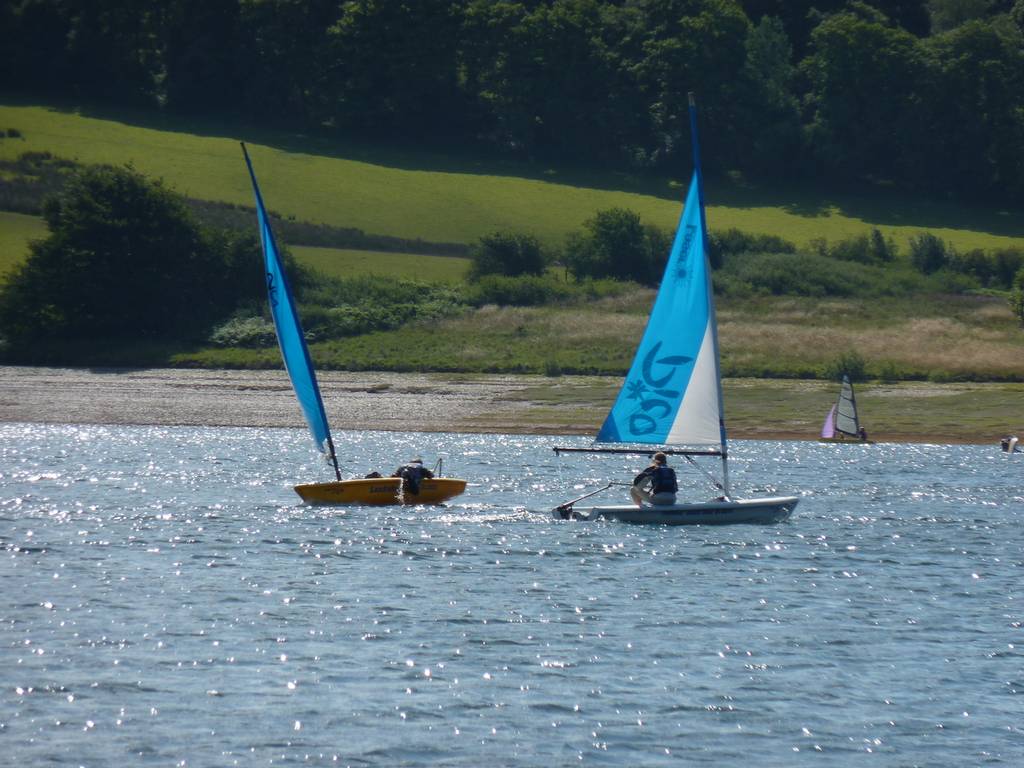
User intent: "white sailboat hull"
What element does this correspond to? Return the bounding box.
[556,496,799,525]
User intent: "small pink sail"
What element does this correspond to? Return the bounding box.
[820,404,836,439]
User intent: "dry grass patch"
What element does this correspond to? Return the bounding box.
[721,315,1024,378]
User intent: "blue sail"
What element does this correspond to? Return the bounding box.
[241,146,338,470]
[595,171,724,448]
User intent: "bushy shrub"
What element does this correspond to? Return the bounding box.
[563,208,669,285]
[717,252,901,297]
[909,232,951,274]
[921,268,979,294]
[1010,267,1024,326]
[992,248,1024,288]
[464,274,633,307]
[468,231,546,280]
[809,229,896,264]
[947,247,1024,289]
[824,350,867,381]
[708,228,795,268]
[209,316,278,347]
[465,274,574,306]
[305,275,460,308]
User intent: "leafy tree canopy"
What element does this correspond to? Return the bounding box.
[0,165,264,346]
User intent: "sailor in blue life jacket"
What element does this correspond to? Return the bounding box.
[630,451,678,506]
[392,457,434,495]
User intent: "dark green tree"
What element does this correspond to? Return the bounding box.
[162,0,244,115]
[0,165,263,346]
[327,0,469,138]
[234,0,339,125]
[564,208,669,285]
[908,232,950,273]
[928,0,995,33]
[460,0,648,162]
[468,232,547,280]
[801,9,927,182]
[733,15,801,174]
[634,0,752,169]
[917,20,1024,198]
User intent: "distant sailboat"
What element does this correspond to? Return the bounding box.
[241,144,466,505]
[820,375,871,443]
[550,95,799,525]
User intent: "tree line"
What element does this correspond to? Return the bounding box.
[2,1,1022,201]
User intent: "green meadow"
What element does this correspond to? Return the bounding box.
[292,246,469,284]
[2,102,1023,256]
[0,211,47,276]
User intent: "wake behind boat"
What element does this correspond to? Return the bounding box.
[551,94,799,525]
[241,145,466,506]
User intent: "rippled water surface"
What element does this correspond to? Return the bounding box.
[2,424,1022,766]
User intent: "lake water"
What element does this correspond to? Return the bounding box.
[1,423,1022,766]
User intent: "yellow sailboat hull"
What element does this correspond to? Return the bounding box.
[294,477,467,506]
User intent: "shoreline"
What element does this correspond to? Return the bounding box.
[1,366,1019,444]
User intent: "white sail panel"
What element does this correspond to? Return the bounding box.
[834,375,859,436]
[665,322,722,446]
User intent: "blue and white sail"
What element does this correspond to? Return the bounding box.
[241,144,340,479]
[595,170,725,451]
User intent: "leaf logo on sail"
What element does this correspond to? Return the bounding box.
[624,342,693,435]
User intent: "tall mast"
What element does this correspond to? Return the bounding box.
[687,92,730,497]
[241,142,341,481]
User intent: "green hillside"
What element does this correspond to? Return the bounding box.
[2,103,1022,255]
[0,211,47,276]
[292,246,469,284]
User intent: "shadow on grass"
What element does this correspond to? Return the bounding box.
[4,92,1024,240]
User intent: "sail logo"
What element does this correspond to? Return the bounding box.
[267,271,279,308]
[623,341,692,436]
[676,224,697,279]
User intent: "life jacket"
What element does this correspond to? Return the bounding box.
[398,464,426,494]
[651,465,677,494]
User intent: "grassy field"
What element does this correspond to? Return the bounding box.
[0,211,47,276]
[292,245,470,283]
[2,102,1023,255]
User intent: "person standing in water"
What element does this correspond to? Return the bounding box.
[630,452,678,506]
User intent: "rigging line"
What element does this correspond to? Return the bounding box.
[682,454,728,497]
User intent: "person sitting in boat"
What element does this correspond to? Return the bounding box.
[630,452,678,506]
[392,458,434,495]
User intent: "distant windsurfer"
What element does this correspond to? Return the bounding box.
[630,452,678,506]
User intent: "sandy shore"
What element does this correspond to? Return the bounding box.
[1,366,1018,443]
[0,366,614,434]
